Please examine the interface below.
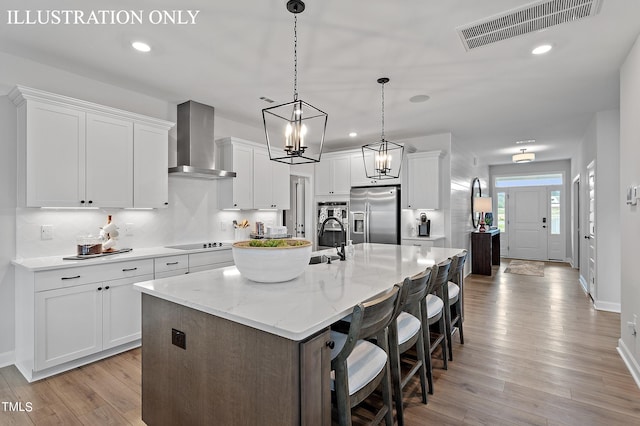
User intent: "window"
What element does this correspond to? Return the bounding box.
[550,190,560,235]
[497,192,506,232]
[495,173,563,188]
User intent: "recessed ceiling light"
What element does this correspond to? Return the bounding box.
[531,44,552,55]
[515,139,536,144]
[349,132,358,138]
[409,94,430,103]
[131,41,151,53]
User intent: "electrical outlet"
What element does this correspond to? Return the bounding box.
[220,221,227,231]
[124,223,134,236]
[41,225,53,240]
[172,328,186,349]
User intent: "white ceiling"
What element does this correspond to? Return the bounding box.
[1,0,639,165]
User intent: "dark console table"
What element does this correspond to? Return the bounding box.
[471,229,500,275]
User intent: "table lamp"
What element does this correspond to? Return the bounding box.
[473,197,493,232]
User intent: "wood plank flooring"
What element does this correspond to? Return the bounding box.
[1,260,639,425]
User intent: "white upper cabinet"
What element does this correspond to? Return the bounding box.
[315,154,351,196]
[253,148,291,210]
[86,113,134,207]
[218,138,291,210]
[134,123,169,208]
[404,151,443,209]
[9,86,173,208]
[350,152,402,187]
[23,101,86,207]
[217,138,254,209]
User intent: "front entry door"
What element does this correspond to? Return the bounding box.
[508,187,547,260]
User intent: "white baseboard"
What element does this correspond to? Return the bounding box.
[0,350,15,368]
[578,275,588,294]
[594,300,621,313]
[618,338,640,390]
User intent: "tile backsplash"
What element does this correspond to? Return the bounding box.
[15,176,279,258]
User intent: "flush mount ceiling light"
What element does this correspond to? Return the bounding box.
[532,44,552,55]
[513,148,535,163]
[349,132,358,138]
[262,0,327,165]
[362,78,404,180]
[131,41,151,52]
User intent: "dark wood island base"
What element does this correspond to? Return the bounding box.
[141,294,331,426]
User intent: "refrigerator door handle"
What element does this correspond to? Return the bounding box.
[365,202,370,243]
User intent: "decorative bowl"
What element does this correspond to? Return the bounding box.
[232,239,312,283]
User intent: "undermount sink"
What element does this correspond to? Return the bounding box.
[309,254,340,264]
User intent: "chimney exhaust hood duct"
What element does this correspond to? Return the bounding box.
[168,100,236,179]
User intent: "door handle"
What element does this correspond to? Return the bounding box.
[584,235,590,239]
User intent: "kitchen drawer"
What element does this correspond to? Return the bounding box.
[154,255,189,274]
[189,263,234,274]
[155,269,189,279]
[35,259,154,292]
[189,250,233,269]
[401,238,444,248]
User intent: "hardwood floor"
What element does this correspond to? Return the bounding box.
[2,260,639,425]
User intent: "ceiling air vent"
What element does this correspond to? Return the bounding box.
[456,0,603,51]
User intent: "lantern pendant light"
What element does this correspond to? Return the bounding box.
[262,0,327,165]
[362,78,404,179]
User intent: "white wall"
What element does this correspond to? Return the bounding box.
[619,34,640,384]
[450,139,489,268]
[577,111,621,311]
[595,110,621,311]
[0,51,276,366]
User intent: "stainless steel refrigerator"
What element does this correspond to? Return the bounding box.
[350,186,400,245]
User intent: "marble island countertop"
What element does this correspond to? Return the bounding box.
[402,235,445,241]
[134,243,464,341]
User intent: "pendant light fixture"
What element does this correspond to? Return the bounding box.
[262,0,327,165]
[512,148,535,163]
[362,78,404,179]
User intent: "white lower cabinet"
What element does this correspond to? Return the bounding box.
[102,276,146,350]
[35,283,103,371]
[16,258,153,381]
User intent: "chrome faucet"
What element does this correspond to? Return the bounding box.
[318,217,346,261]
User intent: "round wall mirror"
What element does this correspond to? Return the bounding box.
[471,177,482,228]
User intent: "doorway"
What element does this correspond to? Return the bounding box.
[494,173,565,261]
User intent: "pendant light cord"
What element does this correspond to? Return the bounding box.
[293,14,298,101]
[381,81,385,142]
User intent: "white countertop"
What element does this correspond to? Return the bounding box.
[12,244,233,271]
[134,243,463,341]
[402,235,445,241]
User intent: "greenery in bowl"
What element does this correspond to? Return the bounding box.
[234,239,311,248]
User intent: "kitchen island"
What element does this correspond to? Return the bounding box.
[134,243,463,426]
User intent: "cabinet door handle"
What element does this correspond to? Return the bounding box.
[104,286,110,290]
[166,262,179,265]
[164,202,169,205]
[80,200,85,204]
[122,267,138,272]
[326,340,335,349]
[88,200,93,204]
[61,275,80,280]
[97,287,103,291]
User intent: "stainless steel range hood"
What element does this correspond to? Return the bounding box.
[168,100,236,179]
